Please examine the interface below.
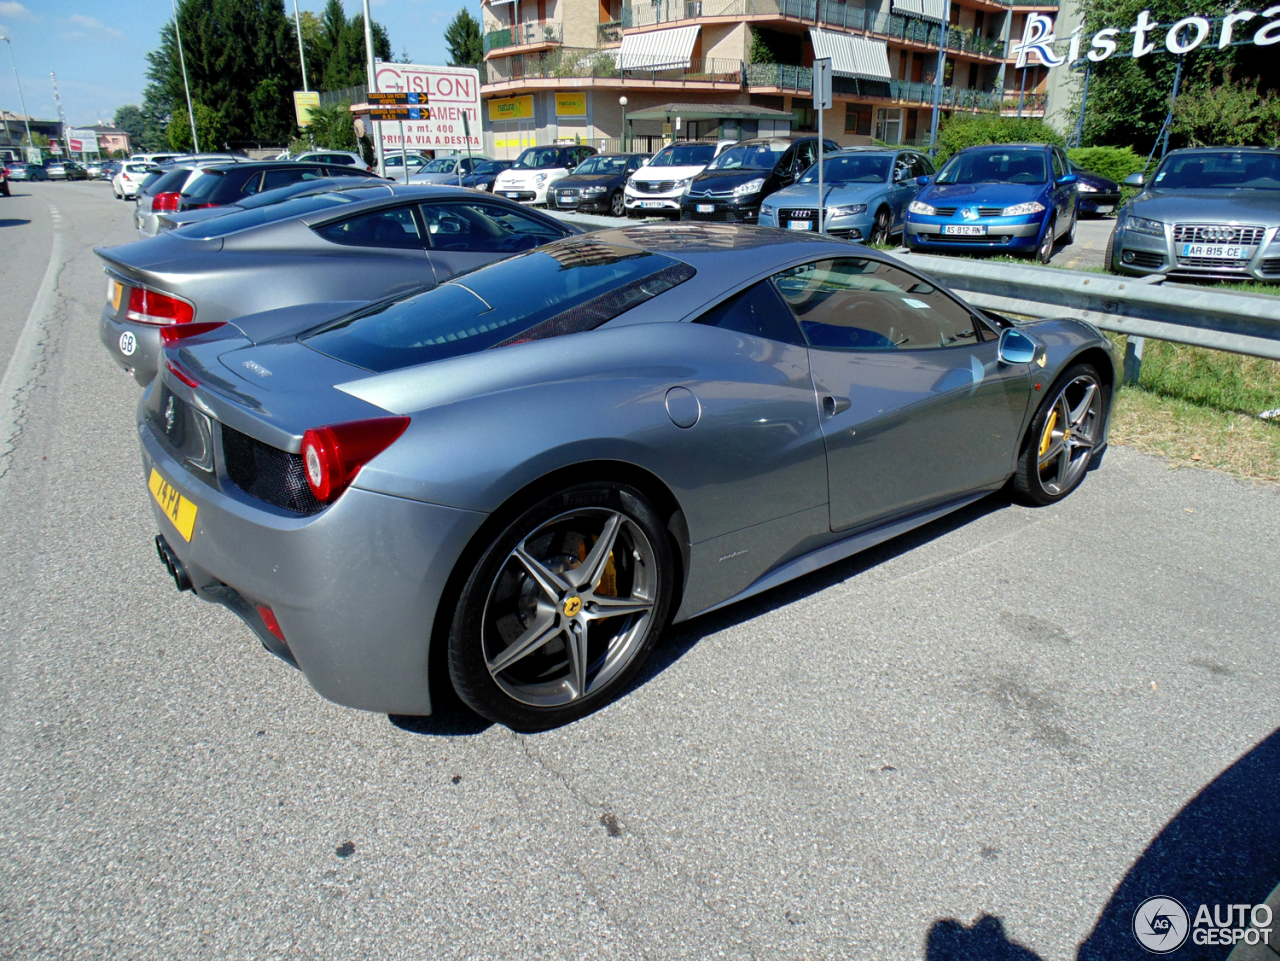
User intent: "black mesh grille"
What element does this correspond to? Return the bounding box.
[221,424,324,515]
[933,207,958,217]
[1125,250,1165,268]
[923,233,1011,245]
[1262,258,1280,275]
[978,207,1004,217]
[682,208,756,223]
[635,180,677,193]
[1177,256,1249,268]
[1172,223,1266,245]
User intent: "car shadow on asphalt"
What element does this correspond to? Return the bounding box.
[923,725,1280,960]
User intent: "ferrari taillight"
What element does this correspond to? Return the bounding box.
[300,417,410,502]
[127,287,194,325]
[160,321,224,345]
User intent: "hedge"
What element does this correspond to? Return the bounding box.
[1066,146,1148,184]
[932,115,1064,165]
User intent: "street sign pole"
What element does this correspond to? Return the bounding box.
[362,0,383,177]
[462,113,474,187]
[813,58,832,234]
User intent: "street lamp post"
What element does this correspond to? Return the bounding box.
[619,96,628,152]
[169,0,200,152]
[0,36,34,148]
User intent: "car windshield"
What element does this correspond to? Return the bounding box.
[302,242,693,373]
[421,158,458,172]
[646,143,716,168]
[937,148,1048,185]
[175,193,359,238]
[472,162,505,175]
[800,155,892,184]
[572,156,628,175]
[706,142,789,171]
[1152,151,1280,190]
[512,148,564,169]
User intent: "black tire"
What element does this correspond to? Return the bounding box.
[609,190,624,217]
[447,481,674,730]
[1013,362,1108,506]
[1034,216,1056,263]
[1104,227,1117,273]
[869,207,891,245]
[1062,205,1077,246]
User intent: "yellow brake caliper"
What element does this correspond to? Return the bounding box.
[579,535,617,596]
[1039,408,1058,457]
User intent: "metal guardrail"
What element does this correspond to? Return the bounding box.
[897,252,1280,362]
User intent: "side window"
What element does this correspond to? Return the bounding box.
[893,154,913,183]
[239,172,266,196]
[913,154,935,178]
[794,142,815,171]
[1051,151,1064,181]
[419,201,566,252]
[262,167,319,191]
[694,281,805,345]
[314,206,424,249]
[772,258,979,351]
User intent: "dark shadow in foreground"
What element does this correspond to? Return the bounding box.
[0,218,32,228]
[924,726,1280,961]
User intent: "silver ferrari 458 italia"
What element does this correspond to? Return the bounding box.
[141,224,1120,729]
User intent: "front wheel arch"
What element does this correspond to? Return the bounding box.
[1013,345,1116,458]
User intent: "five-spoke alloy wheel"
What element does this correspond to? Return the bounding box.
[1014,362,1107,505]
[448,483,673,729]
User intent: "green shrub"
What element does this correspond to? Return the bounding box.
[1066,146,1146,184]
[932,115,1064,164]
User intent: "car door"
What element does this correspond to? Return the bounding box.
[420,200,570,280]
[889,153,918,230]
[771,256,1032,532]
[311,203,438,288]
[1050,149,1073,233]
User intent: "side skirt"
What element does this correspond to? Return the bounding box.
[693,491,989,619]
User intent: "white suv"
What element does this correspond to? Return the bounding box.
[293,150,372,171]
[493,145,596,206]
[624,140,734,218]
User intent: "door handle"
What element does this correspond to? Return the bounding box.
[822,395,851,417]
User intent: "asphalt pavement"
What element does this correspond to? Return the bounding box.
[1,181,1277,961]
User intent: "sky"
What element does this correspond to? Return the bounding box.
[0,0,460,127]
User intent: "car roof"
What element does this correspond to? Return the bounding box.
[955,142,1053,153]
[1164,146,1279,155]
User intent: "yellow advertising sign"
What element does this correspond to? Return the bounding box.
[293,90,321,128]
[555,92,586,117]
[488,95,535,122]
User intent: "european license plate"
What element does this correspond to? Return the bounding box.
[1181,244,1252,259]
[640,200,665,209]
[944,224,987,236]
[505,191,520,198]
[1095,205,1114,214]
[149,468,197,542]
[696,204,714,213]
[788,220,812,231]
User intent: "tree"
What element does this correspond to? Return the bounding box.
[749,28,776,65]
[308,0,393,91]
[168,103,229,151]
[113,105,145,142]
[1171,72,1280,148]
[444,9,483,71]
[143,0,302,146]
[1075,0,1272,151]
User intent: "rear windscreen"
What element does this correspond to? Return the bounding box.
[147,168,195,194]
[181,169,229,201]
[174,192,359,238]
[301,241,694,373]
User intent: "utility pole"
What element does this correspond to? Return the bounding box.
[170,0,200,152]
[293,0,310,91]
[1160,56,1184,160]
[0,36,33,148]
[51,71,69,156]
[363,0,385,177]
[928,0,952,152]
[1070,61,1090,148]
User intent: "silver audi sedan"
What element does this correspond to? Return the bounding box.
[96,184,577,386]
[141,224,1119,730]
[1108,147,1280,282]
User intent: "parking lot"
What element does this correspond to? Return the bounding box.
[2,180,1278,960]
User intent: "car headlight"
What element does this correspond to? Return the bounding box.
[534,173,548,184]
[759,203,774,216]
[1076,183,1098,193]
[827,204,868,218]
[908,200,936,216]
[581,185,607,196]
[626,177,636,188]
[1126,215,1165,236]
[478,183,490,191]
[733,178,765,197]
[1002,201,1046,216]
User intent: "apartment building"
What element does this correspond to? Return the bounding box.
[479,0,1058,158]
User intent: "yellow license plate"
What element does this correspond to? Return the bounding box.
[148,468,197,542]
[108,278,123,312]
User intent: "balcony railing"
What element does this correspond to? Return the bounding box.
[623,0,1007,57]
[598,20,624,43]
[484,48,742,84]
[483,19,564,54]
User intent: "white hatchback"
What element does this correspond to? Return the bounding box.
[112,162,152,200]
[624,140,734,218]
[492,145,596,205]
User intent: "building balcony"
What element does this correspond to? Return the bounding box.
[484,20,564,55]
[598,20,624,44]
[744,65,1037,113]
[482,48,743,87]
[622,0,1011,58]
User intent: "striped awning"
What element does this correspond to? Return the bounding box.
[809,28,892,81]
[617,25,701,69]
[892,0,945,21]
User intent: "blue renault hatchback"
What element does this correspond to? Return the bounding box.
[904,143,1078,262]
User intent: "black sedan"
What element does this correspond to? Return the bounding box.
[1069,162,1121,217]
[461,160,511,192]
[680,136,839,223]
[177,161,382,212]
[552,154,648,216]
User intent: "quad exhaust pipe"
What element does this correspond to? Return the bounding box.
[155,535,193,592]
